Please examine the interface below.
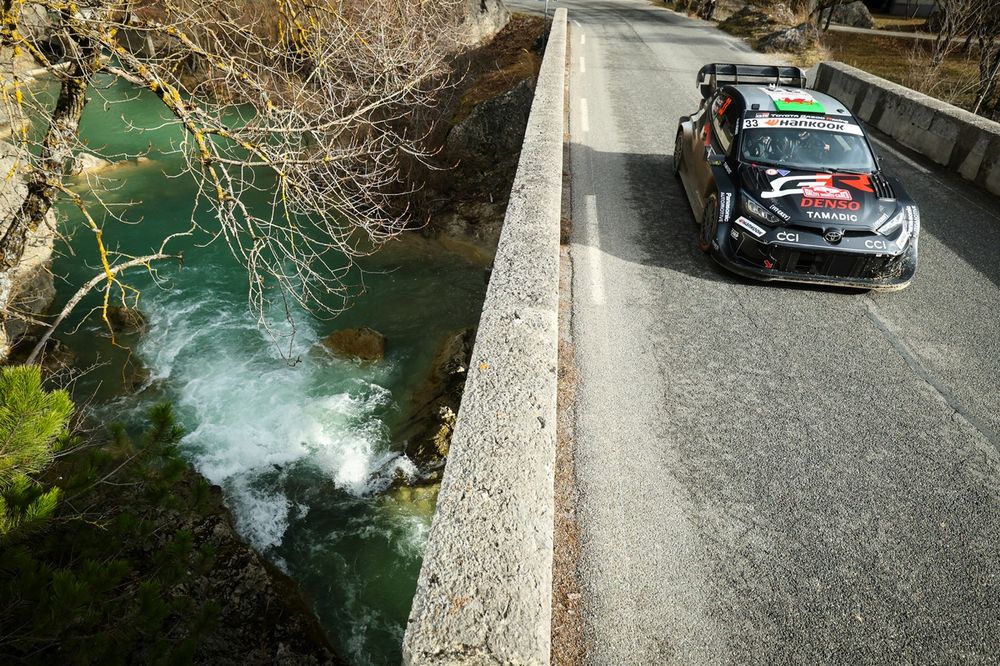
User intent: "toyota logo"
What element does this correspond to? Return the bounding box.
[824,228,844,243]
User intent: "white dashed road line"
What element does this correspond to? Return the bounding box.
[585,195,606,305]
[580,56,586,73]
[580,97,590,133]
[581,32,586,45]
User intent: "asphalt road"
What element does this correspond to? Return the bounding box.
[510,0,1000,662]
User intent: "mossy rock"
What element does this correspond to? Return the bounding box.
[320,327,386,362]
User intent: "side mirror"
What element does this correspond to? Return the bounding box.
[705,149,725,167]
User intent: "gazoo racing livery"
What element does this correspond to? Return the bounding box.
[673,63,919,290]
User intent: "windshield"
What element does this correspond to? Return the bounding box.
[740,115,876,172]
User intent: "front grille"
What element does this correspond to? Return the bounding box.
[770,246,892,278]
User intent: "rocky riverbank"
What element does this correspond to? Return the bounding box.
[388,14,549,485]
[0,1,534,661]
[414,13,548,264]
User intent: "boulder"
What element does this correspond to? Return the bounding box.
[758,21,820,53]
[106,305,148,333]
[321,327,386,361]
[395,328,476,479]
[719,1,795,36]
[71,151,112,175]
[458,0,511,45]
[446,77,535,166]
[828,1,875,29]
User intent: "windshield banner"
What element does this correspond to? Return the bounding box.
[742,114,864,136]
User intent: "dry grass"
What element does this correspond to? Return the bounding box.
[822,30,983,111]
[551,60,585,664]
[450,13,546,124]
[551,247,586,666]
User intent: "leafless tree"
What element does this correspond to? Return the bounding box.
[969,1,1000,115]
[923,0,1000,117]
[811,0,853,31]
[0,0,463,361]
[928,0,982,65]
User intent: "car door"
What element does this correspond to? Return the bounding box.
[693,91,737,213]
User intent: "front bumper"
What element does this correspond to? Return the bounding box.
[712,222,918,291]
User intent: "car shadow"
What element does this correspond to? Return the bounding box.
[569,141,874,296]
[568,140,1000,294]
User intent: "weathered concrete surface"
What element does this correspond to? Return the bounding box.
[401,8,566,666]
[814,61,1000,197]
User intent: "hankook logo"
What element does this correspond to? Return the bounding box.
[824,228,844,244]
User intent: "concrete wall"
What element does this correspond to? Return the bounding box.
[813,61,1000,197]
[402,8,567,666]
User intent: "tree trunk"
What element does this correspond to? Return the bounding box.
[972,41,1000,116]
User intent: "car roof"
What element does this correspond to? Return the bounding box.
[725,84,855,119]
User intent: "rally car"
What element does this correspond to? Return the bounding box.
[673,63,919,290]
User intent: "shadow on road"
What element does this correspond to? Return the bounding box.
[569,140,1000,294]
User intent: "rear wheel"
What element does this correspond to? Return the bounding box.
[699,194,718,253]
[672,130,684,178]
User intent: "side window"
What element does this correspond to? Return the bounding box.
[711,94,735,154]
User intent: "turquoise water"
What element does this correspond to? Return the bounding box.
[50,78,487,663]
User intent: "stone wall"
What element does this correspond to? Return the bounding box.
[401,8,567,665]
[813,61,1000,197]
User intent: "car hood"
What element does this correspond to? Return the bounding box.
[740,164,900,230]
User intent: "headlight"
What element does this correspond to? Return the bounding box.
[743,195,780,225]
[878,211,904,236]
[879,205,919,248]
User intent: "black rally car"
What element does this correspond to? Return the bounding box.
[673,63,919,291]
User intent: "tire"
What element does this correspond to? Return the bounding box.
[698,193,718,254]
[672,130,684,179]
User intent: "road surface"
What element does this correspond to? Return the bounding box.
[502,0,1000,662]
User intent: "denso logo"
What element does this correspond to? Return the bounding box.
[801,198,861,211]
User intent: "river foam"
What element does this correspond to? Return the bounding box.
[134,266,399,551]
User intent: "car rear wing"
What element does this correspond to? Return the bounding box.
[697,63,808,99]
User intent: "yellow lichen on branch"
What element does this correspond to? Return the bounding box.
[54,185,140,345]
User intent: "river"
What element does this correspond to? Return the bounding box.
[49,77,487,664]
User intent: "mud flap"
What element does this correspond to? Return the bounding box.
[711,164,738,251]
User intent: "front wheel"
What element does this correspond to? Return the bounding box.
[698,193,718,253]
[672,130,684,179]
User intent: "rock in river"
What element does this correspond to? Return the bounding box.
[321,327,386,361]
[106,304,148,333]
[394,328,476,481]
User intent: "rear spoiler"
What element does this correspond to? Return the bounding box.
[697,63,808,99]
